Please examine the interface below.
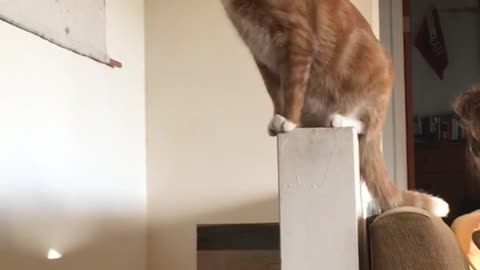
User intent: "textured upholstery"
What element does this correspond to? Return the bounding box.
[369,207,470,270]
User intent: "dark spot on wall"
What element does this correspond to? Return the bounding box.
[65,27,70,35]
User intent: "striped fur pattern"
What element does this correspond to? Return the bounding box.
[221,0,449,216]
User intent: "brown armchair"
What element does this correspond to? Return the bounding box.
[369,207,470,270]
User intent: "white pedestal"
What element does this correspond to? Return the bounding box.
[278,128,368,270]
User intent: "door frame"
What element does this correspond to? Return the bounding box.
[402,0,415,190]
[379,0,410,190]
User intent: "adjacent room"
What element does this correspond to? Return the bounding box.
[407,0,480,224]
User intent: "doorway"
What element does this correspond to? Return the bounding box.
[403,0,480,224]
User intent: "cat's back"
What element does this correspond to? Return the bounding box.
[221,0,374,39]
[221,0,382,69]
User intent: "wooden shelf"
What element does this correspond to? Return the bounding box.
[439,7,480,13]
[415,141,468,225]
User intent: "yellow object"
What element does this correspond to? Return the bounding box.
[452,210,480,270]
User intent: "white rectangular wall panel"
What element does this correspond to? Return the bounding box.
[0,0,111,65]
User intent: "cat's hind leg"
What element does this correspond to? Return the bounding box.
[330,113,365,134]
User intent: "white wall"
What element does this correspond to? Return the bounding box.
[0,0,146,269]
[145,1,382,270]
[411,0,480,116]
[145,1,278,269]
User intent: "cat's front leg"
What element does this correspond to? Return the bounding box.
[255,60,283,114]
[254,63,297,136]
[268,31,313,136]
[268,114,297,136]
[254,60,289,136]
[268,56,312,135]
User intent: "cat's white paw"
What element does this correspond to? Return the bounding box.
[330,113,365,134]
[430,196,450,217]
[268,114,297,136]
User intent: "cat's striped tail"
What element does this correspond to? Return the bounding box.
[359,133,450,217]
[393,190,450,217]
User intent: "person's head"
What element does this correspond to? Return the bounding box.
[454,85,480,169]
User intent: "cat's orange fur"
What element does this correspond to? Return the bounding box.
[221,0,449,216]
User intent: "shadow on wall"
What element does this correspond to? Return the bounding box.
[148,196,279,270]
[0,210,146,270]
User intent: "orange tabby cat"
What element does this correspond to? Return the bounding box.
[221,0,449,216]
